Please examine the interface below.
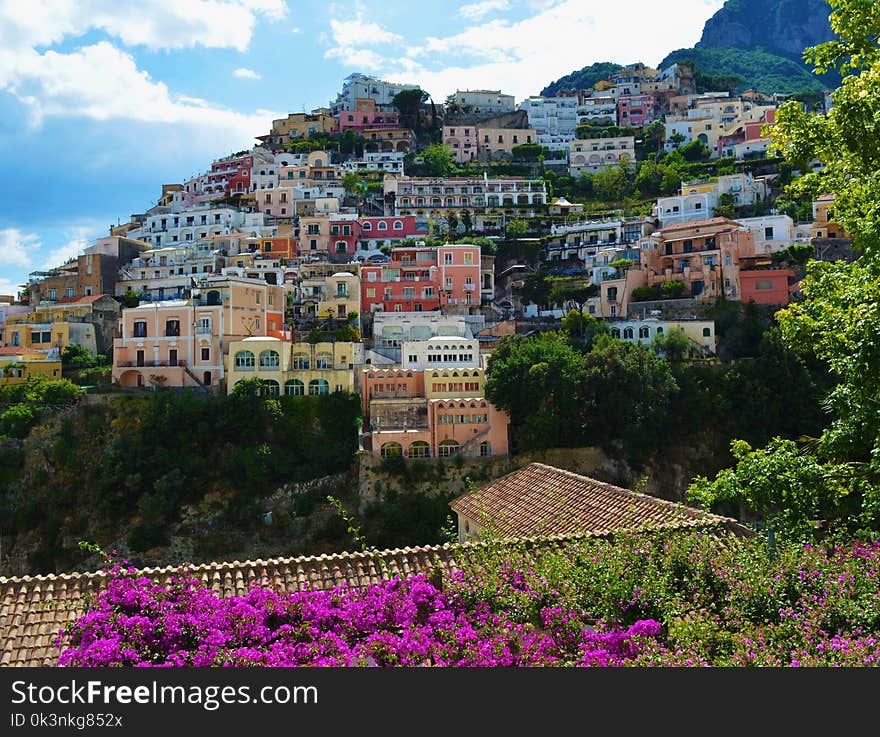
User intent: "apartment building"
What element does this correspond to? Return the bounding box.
[336,97,400,133]
[443,124,479,163]
[450,89,515,115]
[576,96,618,127]
[519,97,579,144]
[331,74,421,115]
[568,135,635,176]
[258,110,339,148]
[617,94,655,127]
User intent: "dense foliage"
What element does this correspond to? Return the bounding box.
[540,61,625,97]
[57,532,880,666]
[0,390,361,572]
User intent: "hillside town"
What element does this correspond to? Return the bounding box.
[0,64,847,465]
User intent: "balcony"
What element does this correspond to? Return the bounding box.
[117,359,187,368]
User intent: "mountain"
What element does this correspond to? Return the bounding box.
[657,47,829,95]
[539,0,837,97]
[696,0,835,58]
[540,62,624,97]
[659,0,839,94]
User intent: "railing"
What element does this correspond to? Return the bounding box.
[117,360,187,368]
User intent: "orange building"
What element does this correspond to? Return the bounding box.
[640,217,756,301]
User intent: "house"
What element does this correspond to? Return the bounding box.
[336,97,400,133]
[617,94,655,127]
[639,217,757,302]
[450,462,738,542]
[0,348,62,385]
[443,124,479,163]
[450,89,515,115]
[258,110,339,147]
[548,197,584,216]
[568,136,635,176]
[606,318,716,355]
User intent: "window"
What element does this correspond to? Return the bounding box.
[479,441,492,457]
[463,252,473,265]
[639,326,650,339]
[66,287,75,298]
[409,441,430,458]
[293,353,310,369]
[702,327,712,337]
[285,379,304,395]
[262,380,280,396]
[362,221,372,231]
[259,350,280,368]
[381,442,402,458]
[755,279,774,290]
[438,440,460,457]
[623,327,634,340]
[165,319,180,337]
[316,352,333,369]
[309,379,330,395]
[201,348,210,361]
[610,328,621,339]
[49,288,57,300]
[393,220,403,231]
[133,321,147,338]
[764,226,774,239]
[377,221,388,231]
[235,350,255,369]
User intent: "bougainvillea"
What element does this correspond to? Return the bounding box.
[57,533,880,667]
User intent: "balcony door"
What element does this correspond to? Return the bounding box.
[136,350,145,367]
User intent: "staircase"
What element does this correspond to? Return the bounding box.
[182,362,208,392]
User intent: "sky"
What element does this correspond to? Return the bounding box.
[0,0,725,296]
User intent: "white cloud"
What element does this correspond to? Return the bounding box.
[386,0,726,102]
[458,0,510,21]
[41,237,88,270]
[0,277,26,298]
[233,67,261,80]
[324,14,403,70]
[1,41,280,143]
[328,17,401,47]
[0,229,40,268]
[0,0,288,53]
[290,25,301,34]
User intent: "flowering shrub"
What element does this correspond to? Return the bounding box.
[57,533,880,667]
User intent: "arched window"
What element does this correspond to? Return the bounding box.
[623,327,634,339]
[409,441,430,458]
[235,350,255,369]
[309,379,330,395]
[610,328,621,339]
[438,440,460,458]
[377,221,388,231]
[293,353,309,369]
[393,220,403,230]
[703,327,712,337]
[381,442,403,458]
[656,327,664,334]
[285,379,304,396]
[638,327,650,339]
[259,350,280,368]
[315,352,333,369]
[479,441,492,457]
[262,379,280,396]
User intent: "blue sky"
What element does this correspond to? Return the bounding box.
[0,0,724,296]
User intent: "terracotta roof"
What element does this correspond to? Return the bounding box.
[449,463,739,538]
[52,294,111,306]
[0,347,46,357]
[1,523,748,668]
[659,217,740,235]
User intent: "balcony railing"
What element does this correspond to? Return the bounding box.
[117,360,187,368]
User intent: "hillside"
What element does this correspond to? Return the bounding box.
[540,61,624,96]
[657,47,830,94]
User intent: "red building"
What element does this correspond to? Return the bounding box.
[337,98,400,133]
[617,94,655,128]
[361,244,482,313]
[323,215,421,261]
[739,266,795,305]
[205,154,253,197]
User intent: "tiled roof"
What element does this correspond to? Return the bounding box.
[450,463,740,538]
[1,522,747,668]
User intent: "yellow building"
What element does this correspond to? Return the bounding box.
[0,350,63,385]
[226,339,358,396]
[261,111,339,145]
[424,367,487,399]
[478,127,537,160]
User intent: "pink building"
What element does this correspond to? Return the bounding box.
[443,124,479,163]
[337,98,400,133]
[112,277,286,389]
[617,95,655,128]
[360,244,481,313]
[739,266,795,305]
[361,367,510,458]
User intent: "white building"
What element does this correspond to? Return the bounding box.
[372,311,478,349]
[607,318,716,355]
[401,336,481,370]
[331,73,421,115]
[116,243,225,302]
[655,173,768,226]
[519,97,579,145]
[735,214,795,255]
[568,136,635,176]
[128,206,275,247]
[576,96,618,127]
[451,89,515,115]
[342,151,405,175]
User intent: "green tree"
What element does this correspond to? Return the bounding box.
[592,163,632,201]
[505,217,528,240]
[580,334,678,459]
[548,283,598,337]
[460,209,473,234]
[688,438,862,544]
[713,193,736,219]
[678,139,712,162]
[515,269,551,309]
[560,309,601,344]
[445,211,459,236]
[392,88,429,131]
[485,333,586,449]
[421,144,454,177]
[652,329,691,362]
